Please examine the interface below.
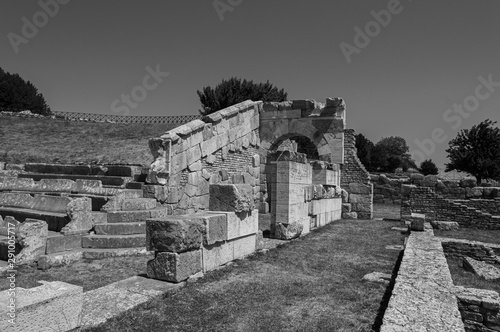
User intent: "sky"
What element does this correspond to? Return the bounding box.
[1,0,500,170]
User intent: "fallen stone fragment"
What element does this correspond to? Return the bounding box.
[209,184,255,212]
[430,221,459,231]
[273,222,303,240]
[16,219,48,264]
[362,272,392,284]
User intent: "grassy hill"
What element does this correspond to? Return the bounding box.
[0,115,181,166]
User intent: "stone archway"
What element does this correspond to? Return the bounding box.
[271,134,320,161]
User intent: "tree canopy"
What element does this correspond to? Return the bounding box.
[420,159,439,176]
[356,134,416,173]
[0,67,51,115]
[445,119,500,183]
[197,77,287,116]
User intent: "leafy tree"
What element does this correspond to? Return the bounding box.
[197,77,287,116]
[370,136,416,173]
[355,133,374,170]
[420,159,439,176]
[0,67,51,115]
[445,119,500,183]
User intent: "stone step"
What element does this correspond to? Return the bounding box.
[46,232,83,254]
[121,198,157,211]
[24,163,144,177]
[81,247,151,260]
[106,207,169,223]
[94,222,146,235]
[125,182,144,190]
[18,173,133,188]
[82,234,146,249]
[0,207,69,232]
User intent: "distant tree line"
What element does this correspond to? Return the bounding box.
[0,67,51,115]
[355,134,418,173]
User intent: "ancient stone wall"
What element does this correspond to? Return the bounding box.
[341,129,373,219]
[380,227,465,331]
[146,100,262,215]
[372,173,500,205]
[454,199,500,217]
[401,186,500,230]
[440,237,500,266]
[456,287,500,332]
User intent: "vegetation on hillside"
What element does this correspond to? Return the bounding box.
[0,115,179,165]
[197,77,287,116]
[445,119,500,183]
[0,67,51,115]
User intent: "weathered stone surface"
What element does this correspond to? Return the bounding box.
[197,212,227,245]
[147,250,202,283]
[342,203,352,213]
[16,219,48,264]
[80,275,185,328]
[209,184,255,212]
[82,234,146,249]
[341,189,349,203]
[463,257,500,281]
[146,216,203,253]
[380,230,465,331]
[0,281,83,332]
[273,222,302,240]
[37,250,83,270]
[46,233,82,254]
[430,220,459,231]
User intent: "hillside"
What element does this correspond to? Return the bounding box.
[0,115,181,165]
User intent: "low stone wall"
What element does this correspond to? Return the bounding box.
[440,237,500,266]
[454,199,500,217]
[401,186,500,230]
[381,226,465,331]
[456,287,500,332]
[372,173,500,204]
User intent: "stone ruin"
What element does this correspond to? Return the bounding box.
[143,98,373,281]
[0,97,375,328]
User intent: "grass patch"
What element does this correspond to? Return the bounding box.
[434,229,500,245]
[446,256,500,294]
[0,115,180,165]
[87,219,405,332]
[373,203,400,221]
[0,254,152,292]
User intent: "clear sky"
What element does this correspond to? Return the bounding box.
[1,0,499,170]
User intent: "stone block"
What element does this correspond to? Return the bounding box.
[147,250,202,283]
[146,216,204,253]
[349,194,371,204]
[233,234,256,260]
[276,161,312,184]
[16,219,48,264]
[202,240,234,272]
[466,187,484,198]
[409,213,425,231]
[196,212,227,245]
[0,281,83,332]
[212,210,258,241]
[209,184,255,212]
[46,233,82,254]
